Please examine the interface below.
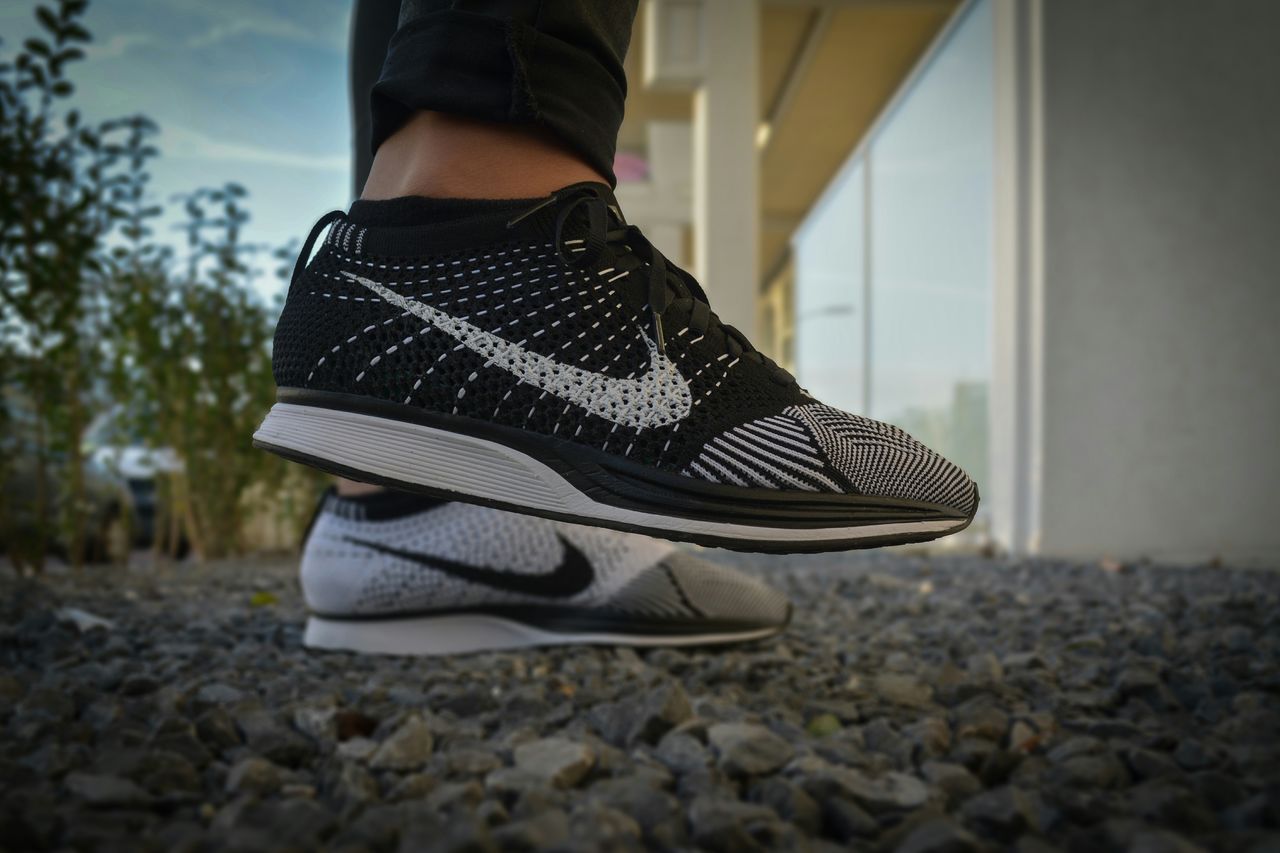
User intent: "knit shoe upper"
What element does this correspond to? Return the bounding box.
[271,183,978,532]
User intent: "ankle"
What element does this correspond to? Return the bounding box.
[361,112,608,201]
[334,478,385,497]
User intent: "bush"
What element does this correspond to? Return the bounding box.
[0,1,320,568]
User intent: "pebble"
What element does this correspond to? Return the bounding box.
[874,673,936,708]
[64,772,150,807]
[224,757,283,795]
[368,715,434,771]
[896,817,983,853]
[513,737,596,788]
[707,722,794,777]
[804,766,930,814]
[957,785,1041,839]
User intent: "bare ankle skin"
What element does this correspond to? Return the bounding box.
[360,112,608,200]
[334,478,385,497]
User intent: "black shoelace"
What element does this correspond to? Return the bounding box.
[511,189,796,387]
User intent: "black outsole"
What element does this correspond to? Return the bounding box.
[256,390,978,554]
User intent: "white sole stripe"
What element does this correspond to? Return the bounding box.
[255,403,964,546]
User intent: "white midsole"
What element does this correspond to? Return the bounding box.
[304,614,781,656]
[253,402,962,545]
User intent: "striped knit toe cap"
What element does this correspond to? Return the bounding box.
[682,402,979,517]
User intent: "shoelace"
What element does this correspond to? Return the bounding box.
[294,194,795,387]
[511,189,796,387]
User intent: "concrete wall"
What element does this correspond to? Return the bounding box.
[1036,0,1280,562]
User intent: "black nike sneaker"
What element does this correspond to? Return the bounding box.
[255,183,978,552]
[299,489,790,655]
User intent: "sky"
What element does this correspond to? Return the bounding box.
[1,0,355,301]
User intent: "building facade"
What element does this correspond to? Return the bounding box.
[622,0,1280,564]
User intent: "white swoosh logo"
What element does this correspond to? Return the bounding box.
[342,271,692,429]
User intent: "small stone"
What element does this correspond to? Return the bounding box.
[569,802,641,845]
[804,767,930,814]
[630,683,694,745]
[1009,721,1040,752]
[1052,753,1129,789]
[708,723,794,777]
[955,701,1009,742]
[896,818,982,853]
[56,607,113,633]
[132,749,200,793]
[444,746,502,777]
[749,778,821,835]
[65,772,150,807]
[1127,829,1208,853]
[235,710,314,767]
[822,796,879,842]
[194,708,241,750]
[922,761,982,805]
[514,737,596,788]
[806,713,842,738]
[1174,739,1214,771]
[336,736,378,762]
[886,651,915,672]
[1130,780,1216,832]
[369,715,435,771]
[590,684,693,748]
[1123,747,1181,781]
[292,705,337,742]
[225,757,282,795]
[957,786,1040,839]
[19,688,75,724]
[194,682,244,707]
[587,776,682,833]
[334,709,378,741]
[655,731,710,774]
[966,653,1005,684]
[906,716,952,757]
[1047,736,1103,764]
[120,674,160,696]
[1218,625,1254,654]
[874,673,935,708]
[492,809,570,850]
[386,771,434,801]
[688,796,781,851]
[426,780,485,812]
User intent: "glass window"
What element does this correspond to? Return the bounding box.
[868,0,993,490]
[792,0,994,499]
[792,160,866,413]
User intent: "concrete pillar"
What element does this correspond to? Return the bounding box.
[990,0,1044,556]
[691,0,760,337]
[992,0,1280,563]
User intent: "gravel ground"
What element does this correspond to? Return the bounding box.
[2,550,1278,853]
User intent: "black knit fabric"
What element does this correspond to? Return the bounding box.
[274,188,796,475]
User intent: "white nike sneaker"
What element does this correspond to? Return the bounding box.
[299,489,791,656]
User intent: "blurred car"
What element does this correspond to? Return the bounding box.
[83,408,184,552]
[2,395,135,564]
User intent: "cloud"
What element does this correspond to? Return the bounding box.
[159,123,348,173]
[182,5,346,53]
[89,32,155,60]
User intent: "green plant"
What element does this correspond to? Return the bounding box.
[2,1,323,566]
[0,0,150,569]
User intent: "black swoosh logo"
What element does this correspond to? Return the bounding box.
[344,534,594,598]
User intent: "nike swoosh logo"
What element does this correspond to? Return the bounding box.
[341,271,692,429]
[345,533,594,598]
